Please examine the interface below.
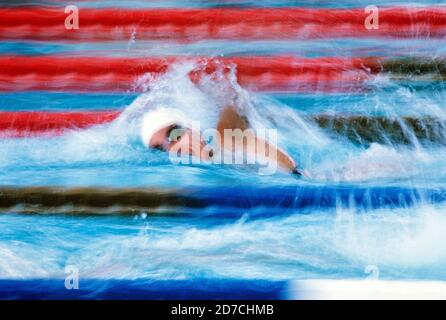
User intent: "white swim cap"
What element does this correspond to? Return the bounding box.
[140,107,191,148]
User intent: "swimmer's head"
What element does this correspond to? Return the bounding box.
[141,107,189,149]
[141,107,209,159]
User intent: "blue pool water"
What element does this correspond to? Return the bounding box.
[1,1,446,298]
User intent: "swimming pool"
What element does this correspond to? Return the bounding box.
[1,1,446,299]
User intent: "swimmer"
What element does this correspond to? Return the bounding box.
[140,99,303,176]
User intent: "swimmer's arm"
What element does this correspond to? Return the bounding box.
[250,135,299,174]
[216,105,300,174]
[216,105,250,133]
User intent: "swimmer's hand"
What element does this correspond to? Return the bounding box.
[292,167,303,177]
[291,167,311,179]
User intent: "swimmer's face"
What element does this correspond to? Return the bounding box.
[148,124,208,159]
[149,124,186,152]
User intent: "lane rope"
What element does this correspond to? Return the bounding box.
[0,185,440,215]
[2,111,446,145]
[1,7,446,41]
[0,55,379,92]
